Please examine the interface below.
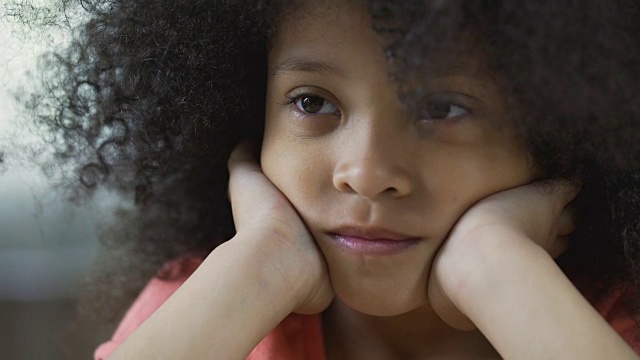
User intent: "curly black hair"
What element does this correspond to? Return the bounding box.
[18,0,640,326]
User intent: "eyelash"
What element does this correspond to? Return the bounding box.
[282,92,473,122]
[419,101,471,122]
[283,92,341,117]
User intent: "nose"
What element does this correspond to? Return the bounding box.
[332,125,414,200]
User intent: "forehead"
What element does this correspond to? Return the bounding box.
[268,2,382,71]
[268,1,492,85]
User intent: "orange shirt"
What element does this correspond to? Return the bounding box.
[94,256,640,359]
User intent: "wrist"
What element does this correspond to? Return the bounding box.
[225,228,325,313]
[437,225,543,315]
[436,230,637,359]
[110,231,312,359]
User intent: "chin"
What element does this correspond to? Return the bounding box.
[331,276,428,316]
[336,291,426,317]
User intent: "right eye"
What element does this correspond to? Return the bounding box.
[292,95,340,115]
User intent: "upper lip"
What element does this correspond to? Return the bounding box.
[329,225,419,241]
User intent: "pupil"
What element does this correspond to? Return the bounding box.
[427,103,451,119]
[302,96,325,113]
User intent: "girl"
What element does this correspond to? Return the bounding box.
[25,0,640,358]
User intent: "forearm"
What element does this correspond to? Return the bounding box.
[449,229,638,359]
[109,231,302,359]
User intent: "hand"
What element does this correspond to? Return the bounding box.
[427,180,579,330]
[228,141,334,314]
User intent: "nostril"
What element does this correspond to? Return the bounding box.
[383,186,400,195]
[333,174,356,194]
[333,167,411,199]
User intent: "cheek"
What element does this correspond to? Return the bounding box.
[261,132,327,209]
[419,142,534,224]
[451,154,531,189]
[261,103,331,218]
[261,107,290,187]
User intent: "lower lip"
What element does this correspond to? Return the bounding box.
[329,234,422,255]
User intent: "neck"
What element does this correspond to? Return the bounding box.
[322,298,498,360]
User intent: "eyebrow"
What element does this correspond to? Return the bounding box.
[272,56,342,77]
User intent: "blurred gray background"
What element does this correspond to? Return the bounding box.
[1,5,112,359]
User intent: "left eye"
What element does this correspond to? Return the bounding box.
[423,102,468,120]
[294,95,339,115]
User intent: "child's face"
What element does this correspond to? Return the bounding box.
[261,1,535,316]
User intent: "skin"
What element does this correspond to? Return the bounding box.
[262,3,528,357]
[108,1,639,359]
[263,1,533,317]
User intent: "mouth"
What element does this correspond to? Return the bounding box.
[326,226,423,256]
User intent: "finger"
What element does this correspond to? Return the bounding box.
[558,180,581,205]
[532,179,581,206]
[228,141,260,196]
[228,141,264,229]
[228,140,258,173]
[549,235,570,259]
[557,206,577,237]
